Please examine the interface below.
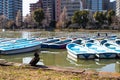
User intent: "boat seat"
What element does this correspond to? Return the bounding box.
[108,46,115,49]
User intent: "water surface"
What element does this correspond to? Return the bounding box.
[0,30,119,73]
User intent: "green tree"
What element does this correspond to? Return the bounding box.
[72,10,89,29]
[93,11,107,29]
[72,11,80,25]
[81,10,89,28]
[107,10,115,25]
[93,12,102,24]
[33,8,45,27]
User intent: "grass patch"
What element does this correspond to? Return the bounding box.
[0,66,119,80]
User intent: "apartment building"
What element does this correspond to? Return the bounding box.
[30,0,42,13]
[0,0,22,20]
[55,0,110,21]
[55,0,82,21]
[116,0,120,17]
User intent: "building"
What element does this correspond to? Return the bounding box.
[116,0,120,17]
[0,0,3,15]
[109,1,116,11]
[42,0,55,20]
[30,0,42,13]
[0,0,22,20]
[55,0,110,21]
[55,0,82,21]
[85,0,110,12]
[30,0,55,21]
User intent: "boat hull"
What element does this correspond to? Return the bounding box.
[49,44,67,49]
[86,43,117,59]
[96,53,117,59]
[48,39,72,49]
[41,39,60,48]
[0,44,41,55]
[118,54,120,58]
[67,50,95,59]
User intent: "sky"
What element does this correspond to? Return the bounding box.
[23,0,38,16]
[23,0,115,16]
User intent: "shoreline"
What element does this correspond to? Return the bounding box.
[0,59,120,79]
[0,29,119,32]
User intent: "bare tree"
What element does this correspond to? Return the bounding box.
[42,7,51,27]
[16,10,22,28]
[0,15,7,29]
[111,16,120,30]
[6,20,15,29]
[24,13,36,28]
[56,6,68,29]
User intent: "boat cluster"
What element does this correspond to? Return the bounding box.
[0,35,119,58]
[66,37,120,59]
[0,37,72,54]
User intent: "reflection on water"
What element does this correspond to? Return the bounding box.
[23,57,44,65]
[67,54,120,72]
[22,31,31,38]
[0,31,120,73]
[115,62,120,73]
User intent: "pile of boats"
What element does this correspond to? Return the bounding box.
[66,38,120,59]
[0,37,73,54]
[0,35,120,59]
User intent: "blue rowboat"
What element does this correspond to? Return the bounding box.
[86,43,117,59]
[0,39,41,55]
[48,39,72,49]
[66,43,95,59]
[72,39,84,45]
[41,38,60,48]
[104,42,120,58]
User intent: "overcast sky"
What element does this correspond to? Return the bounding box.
[23,0,116,16]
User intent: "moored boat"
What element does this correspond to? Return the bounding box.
[86,43,117,59]
[41,38,60,48]
[66,43,95,59]
[48,39,72,49]
[104,42,120,58]
[0,39,42,55]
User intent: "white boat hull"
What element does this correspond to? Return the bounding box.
[96,53,117,59]
[67,50,95,59]
[0,44,41,55]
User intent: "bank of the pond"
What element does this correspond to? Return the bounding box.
[1,29,119,32]
[0,59,120,80]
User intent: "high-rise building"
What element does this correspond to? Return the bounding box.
[109,1,116,11]
[84,0,110,12]
[55,0,82,21]
[55,0,110,21]
[42,0,55,20]
[30,0,55,21]
[116,0,120,17]
[30,0,42,13]
[0,0,22,20]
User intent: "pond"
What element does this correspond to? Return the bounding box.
[0,30,120,73]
